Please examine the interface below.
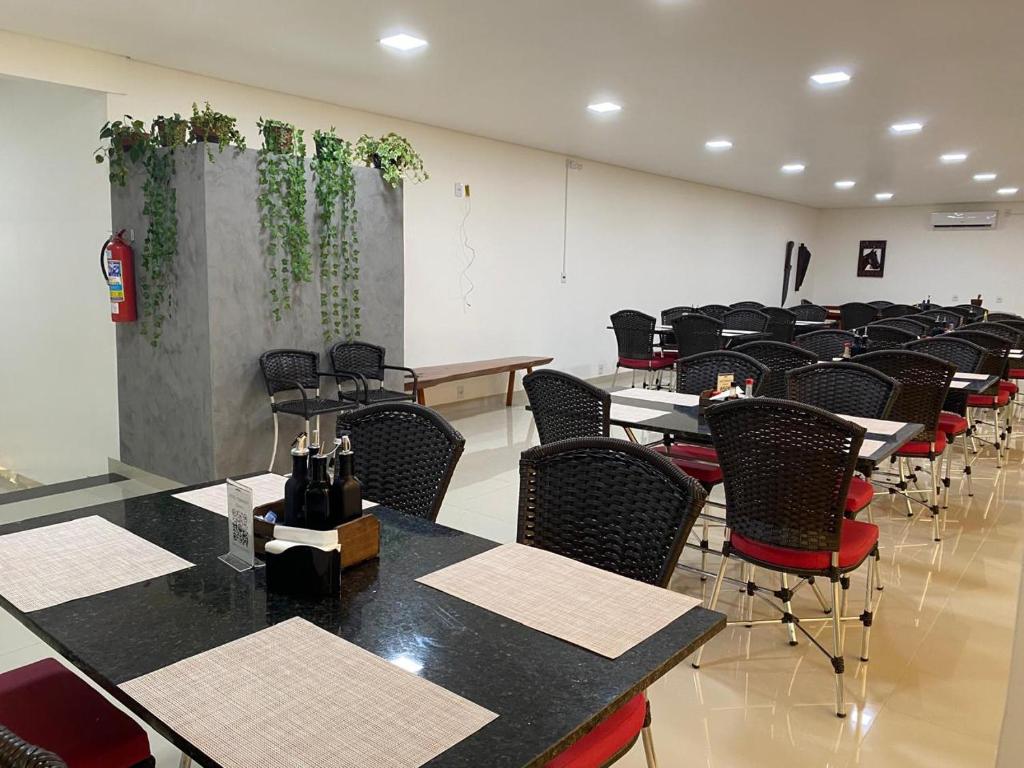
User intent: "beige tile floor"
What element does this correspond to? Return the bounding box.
[0,395,1020,767]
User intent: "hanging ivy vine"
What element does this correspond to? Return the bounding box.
[311,129,361,341]
[257,118,312,321]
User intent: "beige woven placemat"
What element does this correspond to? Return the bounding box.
[0,515,193,612]
[121,618,497,768]
[417,543,700,659]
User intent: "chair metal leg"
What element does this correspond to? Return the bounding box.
[692,553,729,668]
[269,412,280,472]
[929,457,940,542]
[898,458,914,517]
[179,756,193,768]
[613,365,619,387]
[830,577,846,718]
[860,553,876,662]
[809,576,831,614]
[960,432,973,496]
[699,518,709,581]
[641,725,659,768]
[781,572,797,646]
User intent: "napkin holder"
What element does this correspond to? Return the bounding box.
[265,541,340,597]
[698,389,718,414]
[253,501,380,570]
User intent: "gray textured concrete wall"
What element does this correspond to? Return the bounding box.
[113,144,403,483]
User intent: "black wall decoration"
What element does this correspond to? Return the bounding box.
[857,240,886,278]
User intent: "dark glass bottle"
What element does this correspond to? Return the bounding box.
[283,445,309,527]
[304,454,332,530]
[330,436,363,526]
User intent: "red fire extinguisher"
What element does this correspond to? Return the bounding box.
[100,230,137,322]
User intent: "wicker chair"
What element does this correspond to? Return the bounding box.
[914,309,962,328]
[695,398,877,718]
[987,312,1022,323]
[674,350,768,395]
[518,436,706,767]
[335,403,464,521]
[328,341,418,405]
[661,306,695,325]
[952,304,987,322]
[723,308,769,332]
[864,324,918,350]
[839,302,878,330]
[698,304,730,322]
[523,369,609,444]
[0,726,67,768]
[879,304,918,319]
[670,313,724,358]
[872,317,930,336]
[259,349,359,471]
[947,329,1014,462]
[729,301,765,309]
[856,350,955,540]
[610,310,674,387]
[787,303,828,322]
[939,305,974,320]
[734,341,816,399]
[795,330,857,361]
[761,307,798,343]
[867,300,893,310]
[962,321,1024,347]
[998,318,1024,334]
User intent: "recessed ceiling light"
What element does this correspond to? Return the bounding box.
[834,180,856,190]
[705,139,733,151]
[379,33,428,51]
[974,172,997,182]
[940,153,968,164]
[875,192,894,201]
[811,71,851,86]
[587,101,622,114]
[890,121,924,134]
[997,187,1019,196]
[781,163,806,174]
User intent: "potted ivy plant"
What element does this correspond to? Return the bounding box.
[189,102,246,159]
[354,132,428,188]
[152,113,188,148]
[258,118,296,154]
[94,116,151,185]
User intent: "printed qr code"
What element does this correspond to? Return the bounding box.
[231,519,249,548]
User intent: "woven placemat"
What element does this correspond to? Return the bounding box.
[0,516,193,612]
[121,618,497,768]
[417,543,700,659]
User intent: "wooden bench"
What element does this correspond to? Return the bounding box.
[405,356,554,406]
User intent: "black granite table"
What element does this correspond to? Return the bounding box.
[608,388,923,464]
[0,491,724,768]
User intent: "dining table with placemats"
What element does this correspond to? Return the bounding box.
[0,486,725,768]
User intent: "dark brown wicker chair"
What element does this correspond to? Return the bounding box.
[698,304,730,322]
[839,302,878,330]
[723,308,769,332]
[761,307,798,343]
[987,312,1022,323]
[729,301,765,309]
[517,436,706,765]
[670,313,724,358]
[259,349,359,471]
[335,402,464,521]
[787,303,828,322]
[674,351,769,395]
[695,398,877,718]
[734,340,817,399]
[867,300,893,310]
[962,321,1024,348]
[864,324,918,350]
[523,369,609,444]
[661,306,695,325]
[795,329,857,361]
[879,303,917,319]
[872,317,930,336]
[328,341,418,405]
[0,725,68,768]
[913,309,961,328]
[787,362,899,419]
[610,310,675,388]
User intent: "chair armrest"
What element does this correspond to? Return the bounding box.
[382,364,419,391]
[266,377,311,406]
[324,369,370,403]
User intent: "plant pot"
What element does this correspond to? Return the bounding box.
[315,133,341,159]
[190,126,222,144]
[263,123,295,154]
[371,154,384,169]
[118,133,150,152]
[155,120,187,148]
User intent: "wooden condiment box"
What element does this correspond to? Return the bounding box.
[253,500,380,570]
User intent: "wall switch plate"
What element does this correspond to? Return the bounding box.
[996,296,1004,303]
[567,159,583,171]
[560,274,567,284]
[454,182,465,198]
[456,384,465,399]
[951,294,959,302]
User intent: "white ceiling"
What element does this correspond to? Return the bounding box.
[3,0,1023,208]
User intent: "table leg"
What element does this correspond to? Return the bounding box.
[417,388,426,406]
[506,370,516,407]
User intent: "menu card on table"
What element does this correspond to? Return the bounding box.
[417,543,701,659]
[121,618,497,768]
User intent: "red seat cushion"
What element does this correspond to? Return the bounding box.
[668,458,723,485]
[656,351,679,361]
[1009,368,1024,379]
[896,431,947,457]
[730,519,879,573]
[653,443,718,462]
[999,381,1018,395]
[618,356,675,370]
[938,411,969,436]
[967,391,1010,407]
[0,658,151,768]
[845,476,874,514]
[547,693,646,768]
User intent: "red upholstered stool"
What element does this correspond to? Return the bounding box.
[617,356,674,371]
[546,693,648,768]
[0,658,153,768]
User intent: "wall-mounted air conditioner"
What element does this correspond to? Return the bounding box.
[930,211,998,230]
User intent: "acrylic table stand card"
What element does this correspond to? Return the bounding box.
[219,479,263,572]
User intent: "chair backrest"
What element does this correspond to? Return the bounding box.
[786,362,899,418]
[259,349,319,396]
[697,304,730,322]
[670,313,724,358]
[794,329,857,361]
[855,350,955,441]
[787,303,828,321]
[948,330,1011,376]
[914,309,962,328]
[729,301,765,309]
[705,398,864,552]
[906,337,986,374]
[610,310,656,361]
[723,308,769,331]
[953,304,986,321]
[0,724,68,768]
[661,306,695,325]
[523,370,610,444]
[839,302,879,330]
[987,312,1022,323]
[867,300,894,309]
[997,318,1024,334]
[939,305,974,319]
[517,437,706,587]
[880,303,918,318]
[335,403,464,521]
[962,321,1024,347]
[734,340,817,398]
[761,307,797,342]
[873,317,930,336]
[674,350,769,395]
[865,324,918,349]
[329,341,386,381]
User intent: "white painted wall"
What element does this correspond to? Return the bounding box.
[807,203,1024,314]
[0,75,117,483]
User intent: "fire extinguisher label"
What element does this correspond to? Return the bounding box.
[107,260,125,302]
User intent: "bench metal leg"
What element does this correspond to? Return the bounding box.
[417,388,426,406]
[506,370,516,406]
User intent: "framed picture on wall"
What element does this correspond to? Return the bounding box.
[857,240,886,277]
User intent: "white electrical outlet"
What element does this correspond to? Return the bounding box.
[454,182,465,198]
[560,274,567,284]
[996,296,1004,303]
[951,294,959,302]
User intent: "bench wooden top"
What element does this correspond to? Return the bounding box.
[405,356,554,390]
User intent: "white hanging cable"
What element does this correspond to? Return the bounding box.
[459,196,477,311]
